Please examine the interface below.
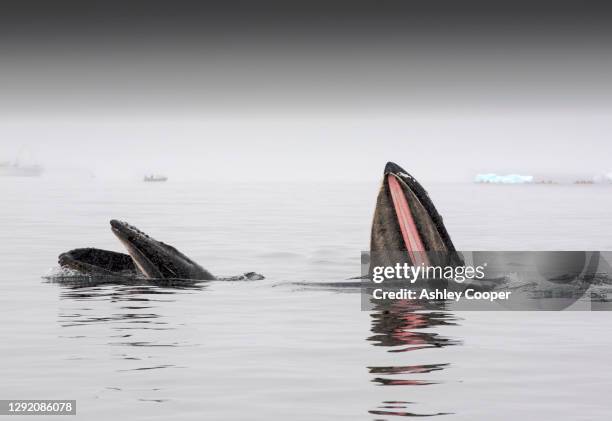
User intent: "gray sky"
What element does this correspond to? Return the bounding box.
[1,1,611,181]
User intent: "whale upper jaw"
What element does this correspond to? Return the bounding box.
[109,219,215,280]
[58,247,137,276]
[370,162,458,266]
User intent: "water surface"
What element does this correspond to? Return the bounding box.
[1,179,611,420]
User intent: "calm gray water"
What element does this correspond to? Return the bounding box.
[1,178,612,420]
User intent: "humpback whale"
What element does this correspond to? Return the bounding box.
[370,162,460,269]
[56,162,458,281]
[59,220,216,280]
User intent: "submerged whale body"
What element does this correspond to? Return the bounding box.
[56,162,457,282]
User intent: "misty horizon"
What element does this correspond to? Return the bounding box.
[1,110,610,183]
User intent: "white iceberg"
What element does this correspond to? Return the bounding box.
[475,173,534,184]
[593,172,612,183]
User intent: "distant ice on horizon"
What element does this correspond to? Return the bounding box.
[593,173,612,183]
[475,173,534,184]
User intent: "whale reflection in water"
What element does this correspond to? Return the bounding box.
[368,300,461,418]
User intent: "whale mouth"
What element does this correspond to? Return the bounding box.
[57,220,214,280]
[110,219,167,278]
[108,219,215,280]
[370,162,457,266]
[387,172,430,266]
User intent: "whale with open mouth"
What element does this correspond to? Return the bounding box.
[370,162,460,269]
[56,162,458,281]
[59,220,216,281]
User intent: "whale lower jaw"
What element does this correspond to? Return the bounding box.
[108,219,215,280]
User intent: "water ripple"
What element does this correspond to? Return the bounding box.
[367,301,460,417]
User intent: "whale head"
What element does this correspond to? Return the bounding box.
[110,220,215,280]
[370,162,459,267]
